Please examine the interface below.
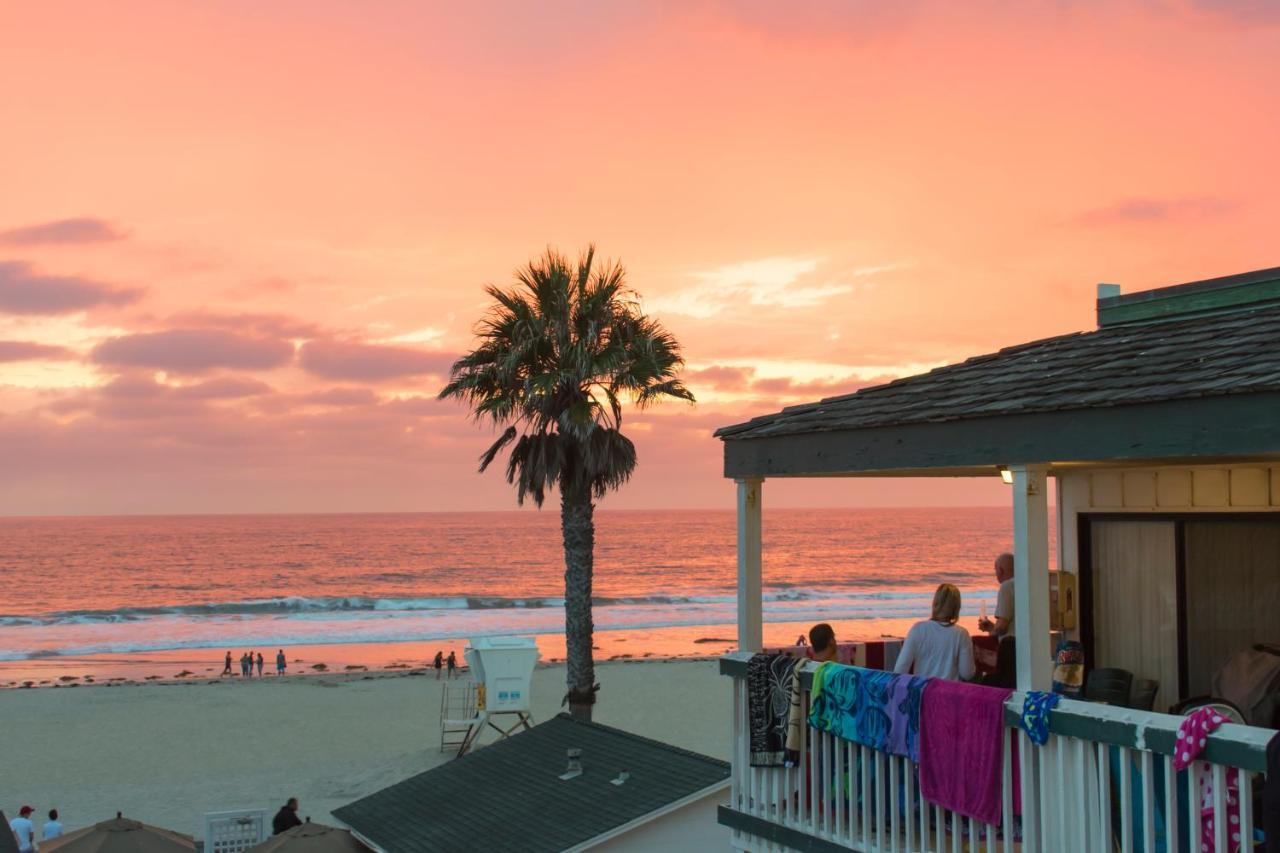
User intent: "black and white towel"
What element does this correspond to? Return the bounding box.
[748,652,800,767]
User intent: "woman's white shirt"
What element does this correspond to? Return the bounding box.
[893,619,975,681]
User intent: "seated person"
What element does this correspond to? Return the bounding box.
[809,622,839,663]
[894,583,976,681]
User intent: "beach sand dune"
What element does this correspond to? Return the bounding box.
[0,660,730,837]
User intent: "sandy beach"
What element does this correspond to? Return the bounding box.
[0,659,731,839]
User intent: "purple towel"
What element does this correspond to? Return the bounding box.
[918,679,1012,826]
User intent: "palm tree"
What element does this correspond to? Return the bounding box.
[440,245,693,721]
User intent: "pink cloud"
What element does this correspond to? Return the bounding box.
[0,340,76,362]
[175,377,274,400]
[0,261,142,315]
[688,365,755,391]
[0,217,128,246]
[1072,196,1238,227]
[300,387,380,406]
[299,340,454,382]
[162,310,324,339]
[92,329,295,373]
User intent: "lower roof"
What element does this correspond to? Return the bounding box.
[333,713,729,853]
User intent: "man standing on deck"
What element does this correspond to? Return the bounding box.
[978,552,1016,687]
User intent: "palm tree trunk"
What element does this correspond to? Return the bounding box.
[560,483,597,721]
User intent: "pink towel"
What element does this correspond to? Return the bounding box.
[918,679,1013,826]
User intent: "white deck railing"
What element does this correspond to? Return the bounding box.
[719,654,1273,853]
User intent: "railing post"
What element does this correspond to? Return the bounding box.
[1011,464,1052,691]
[736,477,764,652]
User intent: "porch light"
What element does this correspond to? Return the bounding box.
[999,466,1013,484]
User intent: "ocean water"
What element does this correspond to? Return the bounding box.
[0,508,1037,670]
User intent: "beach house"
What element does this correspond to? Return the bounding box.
[333,713,731,852]
[715,266,1280,852]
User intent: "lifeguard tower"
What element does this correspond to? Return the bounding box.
[439,636,538,757]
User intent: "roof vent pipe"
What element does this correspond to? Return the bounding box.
[560,748,583,780]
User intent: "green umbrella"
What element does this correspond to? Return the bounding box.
[249,822,372,852]
[42,813,194,852]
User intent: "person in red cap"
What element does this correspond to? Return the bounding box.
[9,805,36,852]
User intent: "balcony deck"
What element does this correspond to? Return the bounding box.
[719,653,1272,853]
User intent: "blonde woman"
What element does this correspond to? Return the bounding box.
[893,583,975,681]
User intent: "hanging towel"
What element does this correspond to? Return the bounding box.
[808,662,929,761]
[748,652,800,766]
[1174,707,1241,853]
[784,660,811,766]
[1020,690,1061,746]
[919,679,1013,826]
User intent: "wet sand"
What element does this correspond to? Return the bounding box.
[0,618,923,686]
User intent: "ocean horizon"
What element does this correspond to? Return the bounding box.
[0,507,1054,681]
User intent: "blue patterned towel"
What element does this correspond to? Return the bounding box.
[809,663,929,761]
[1020,690,1061,745]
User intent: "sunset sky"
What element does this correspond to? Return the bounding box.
[2,1,1278,515]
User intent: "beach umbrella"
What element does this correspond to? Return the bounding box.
[41,813,194,852]
[248,822,372,852]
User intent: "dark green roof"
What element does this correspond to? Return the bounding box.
[333,714,729,853]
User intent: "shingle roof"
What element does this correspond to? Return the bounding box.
[716,300,1280,441]
[333,714,729,853]
[0,812,20,853]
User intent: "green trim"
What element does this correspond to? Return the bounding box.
[718,806,855,853]
[1099,267,1280,327]
[723,392,1280,478]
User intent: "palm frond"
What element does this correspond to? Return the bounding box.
[442,245,695,506]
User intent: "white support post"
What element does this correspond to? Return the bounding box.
[736,477,763,652]
[1011,464,1052,691]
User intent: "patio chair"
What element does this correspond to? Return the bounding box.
[1084,667,1134,706]
[1128,678,1159,711]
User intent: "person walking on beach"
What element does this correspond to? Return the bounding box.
[272,798,302,835]
[446,651,457,679]
[433,651,444,680]
[241,652,251,678]
[978,552,1016,687]
[223,650,233,676]
[256,652,264,678]
[43,808,63,841]
[10,805,36,852]
[276,649,286,676]
[895,583,976,681]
